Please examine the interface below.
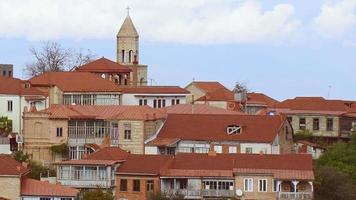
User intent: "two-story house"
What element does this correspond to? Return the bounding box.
[263,97,356,141]
[116,153,314,200]
[22,104,164,164]
[0,76,48,135]
[145,114,294,155]
[56,147,129,194]
[0,155,79,200]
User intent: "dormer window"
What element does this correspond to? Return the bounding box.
[227,125,241,135]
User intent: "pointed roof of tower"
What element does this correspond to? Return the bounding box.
[117,11,138,37]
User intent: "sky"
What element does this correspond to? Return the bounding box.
[0,0,356,101]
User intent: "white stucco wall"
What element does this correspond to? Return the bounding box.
[144,146,159,154]
[121,93,187,108]
[240,143,272,154]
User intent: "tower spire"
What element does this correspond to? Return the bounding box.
[126,6,130,16]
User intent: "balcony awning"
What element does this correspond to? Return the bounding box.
[234,168,314,180]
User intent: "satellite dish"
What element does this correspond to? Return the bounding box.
[236,189,243,196]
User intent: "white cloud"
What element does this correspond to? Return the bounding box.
[313,0,356,39]
[0,0,301,44]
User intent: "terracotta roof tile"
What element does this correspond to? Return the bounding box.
[116,153,314,180]
[196,88,234,101]
[41,104,165,120]
[75,57,132,73]
[159,104,242,115]
[0,155,30,176]
[189,81,228,93]
[0,76,46,96]
[117,154,173,175]
[121,86,189,94]
[85,147,129,161]
[29,72,121,92]
[21,178,79,197]
[275,97,356,113]
[247,92,279,107]
[154,114,284,143]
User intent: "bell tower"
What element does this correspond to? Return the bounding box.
[117,7,139,64]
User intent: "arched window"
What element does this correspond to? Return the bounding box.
[121,49,126,63]
[128,50,134,63]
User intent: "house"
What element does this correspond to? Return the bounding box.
[262,97,356,141]
[28,72,121,106]
[22,104,164,164]
[116,153,314,200]
[0,155,79,200]
[0,76,48,135]
[185,81,279,114]
[296,140,324,159]
[121,86,189,108]
[56,147,129,193]
[145,114,294,155]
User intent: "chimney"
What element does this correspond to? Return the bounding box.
[29,104,37,112]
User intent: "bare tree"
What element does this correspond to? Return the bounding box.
[24,42,96,77]
[233,81,249,93]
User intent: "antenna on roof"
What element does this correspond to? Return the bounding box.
[126,6,131,16]
[327,85,332,99]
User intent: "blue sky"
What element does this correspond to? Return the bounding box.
[0,0,356,100]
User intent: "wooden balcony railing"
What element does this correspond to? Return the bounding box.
[278,192,313,199]
[163,189,234,198]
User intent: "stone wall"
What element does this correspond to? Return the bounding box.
[0,176,21,200]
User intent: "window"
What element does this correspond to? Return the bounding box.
[8,71,12,77]
[327,118,333,131]
[245,147,253,154]
[273,180,279,192]
[157,99,161,108]
[313,118,319,131]
[214,145,222,153]
[153,99,157,108]
[176,99,180,105]
[56,127,63,137]
[244,178,253,192]
[60,198,72,200]
[133,179,140,192]
[120,179,128,191]
[229,146,237,153]
[227,125,241,135]
[162,99,166,107]
[2,71,5,76]
[128,50,134,63]
[258,179,267,192]
[121,49,126,62]
[7,100,13,112]
[146,180,154,192]
[171,99,180,106]
[40,198,51,200]
[299,118,306,130]
[139,99,147,106]
[124,123,131,140]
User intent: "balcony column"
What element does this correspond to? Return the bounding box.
[308,181,313,192]
[277,180,282,192]
[292,180,299,196]
[174,178,177,189]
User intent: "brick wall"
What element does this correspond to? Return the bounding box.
[116,175,160,200]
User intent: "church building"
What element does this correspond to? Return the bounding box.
[75,10,147,86]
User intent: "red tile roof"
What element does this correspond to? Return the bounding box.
[247,92,279,107]
[85,147,129,161]
[116,153,314,180]
[21,178,79,197]
[188,81,228,93]
[117,154,173,175]
[153,114,284,143]
[0,155,30,176]
[0,76,46,96]
[272,97,356,115]
[159,104,242,115]
[195,88,234,101]
[75,57,132,73]
[41,104,165,120]
[29,72,121,92]
[120,86,189,94]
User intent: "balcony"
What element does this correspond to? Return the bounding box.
[163,189,234,198]
[278,192,313,200]
[68,125,118,146]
